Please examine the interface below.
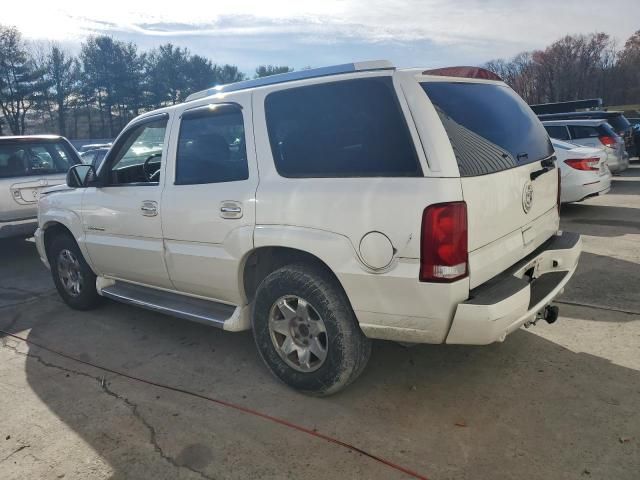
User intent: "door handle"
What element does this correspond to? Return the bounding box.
[140,200,158,216]
[220,206,241,213]
[220,201,243,219]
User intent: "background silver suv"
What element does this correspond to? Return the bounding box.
[0,135,80,239]
[542,119,629,173]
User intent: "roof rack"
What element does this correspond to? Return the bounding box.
[421,66,502,81]
[185,60,395,102]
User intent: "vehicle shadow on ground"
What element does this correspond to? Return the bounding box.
[1,296,638,479]
[560,252,640,315]
[560,204,640,237]
[0,238,54,307]
[608,176,640,195]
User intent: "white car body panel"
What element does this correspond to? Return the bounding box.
[552,139,612,203]
[36,63,581,346]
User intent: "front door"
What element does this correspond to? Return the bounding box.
[81,114,173,289]
[161,98,258,304]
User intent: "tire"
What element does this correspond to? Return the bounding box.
[49,233,102,310]
[252,263,371,396]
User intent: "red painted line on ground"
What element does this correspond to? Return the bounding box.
[0,329,429,480]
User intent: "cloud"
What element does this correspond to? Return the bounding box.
[4,0,639,72]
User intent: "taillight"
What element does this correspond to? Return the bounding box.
[420,202,468,283]
[564,157,600,171]
[599,135,616,148]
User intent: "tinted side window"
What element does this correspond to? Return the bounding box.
[0,142,78,179]
[175,106,248,185]
[421,82,553,177]
[568,126,600,139]
[544,125,570,140]
[265,77,421,178]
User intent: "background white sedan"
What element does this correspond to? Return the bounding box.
[552,138,612,203]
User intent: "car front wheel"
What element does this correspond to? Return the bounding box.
[49,233,101,310]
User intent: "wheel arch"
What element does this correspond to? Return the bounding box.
[242,246,348,305]
[42,221,76,261]
[241,226,359,306]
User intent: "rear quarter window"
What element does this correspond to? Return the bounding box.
[421,82,553,177]
[265,77,422,178]
[544,125,571,141]
[568,126,600,139]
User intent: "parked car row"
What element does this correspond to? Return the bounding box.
[542,119,629,173]
[538,108,634,176]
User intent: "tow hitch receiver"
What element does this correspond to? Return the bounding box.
[525,305,560,328]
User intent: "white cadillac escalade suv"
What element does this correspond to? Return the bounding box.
[35,61,581,395]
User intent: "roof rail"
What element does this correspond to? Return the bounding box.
[421,66,502,81]
[185,60,395,102]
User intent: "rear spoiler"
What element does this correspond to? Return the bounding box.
[422,66,502,81]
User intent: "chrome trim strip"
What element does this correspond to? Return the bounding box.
[101,287,227,328]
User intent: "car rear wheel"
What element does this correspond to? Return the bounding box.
[252,263,371,396]
[49,233,101,310]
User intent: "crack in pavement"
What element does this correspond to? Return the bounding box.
[0,312,22,337]
[0,291,58,311]
[100,382,216,480]
[0,342,216,480]
[1,444,30,463]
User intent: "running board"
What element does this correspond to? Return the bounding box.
[100,281,236,329]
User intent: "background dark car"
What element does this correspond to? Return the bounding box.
[80,147,109,170]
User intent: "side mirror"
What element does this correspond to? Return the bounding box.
[66,164,99,188]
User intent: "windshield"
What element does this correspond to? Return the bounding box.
[0,141,79,179]
[421,82,553,177]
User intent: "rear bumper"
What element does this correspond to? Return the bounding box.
[561,174,611,203]
[445,231,581,345]
[0,217,37,239]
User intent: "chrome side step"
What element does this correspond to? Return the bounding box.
[100,281,236,328]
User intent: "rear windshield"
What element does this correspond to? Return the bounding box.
[0,141,79,179]
[421,82,553,177]
[568,124,614,139]
[606,115,630,133]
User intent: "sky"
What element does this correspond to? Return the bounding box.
[3,0,640,75]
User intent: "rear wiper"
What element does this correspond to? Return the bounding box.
[530,157,556,181]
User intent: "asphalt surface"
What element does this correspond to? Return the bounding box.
[1,165,639,480]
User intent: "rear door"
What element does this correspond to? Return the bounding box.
[161,95,258,304]
[421,80,558,288]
